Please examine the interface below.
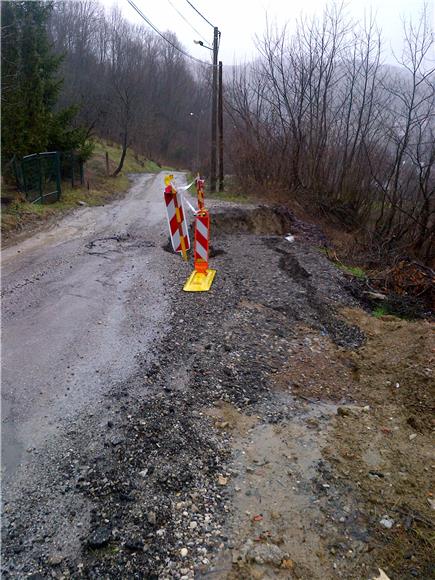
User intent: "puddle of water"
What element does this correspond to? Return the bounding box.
[206,397,339,579]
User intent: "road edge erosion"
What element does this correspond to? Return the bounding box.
[2,199,433,579]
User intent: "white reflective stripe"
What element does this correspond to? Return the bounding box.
[172,228,181,251]
[166,198,176,222]
[196,218,208,240]
[196,240,207,260]
[173,227,190,252]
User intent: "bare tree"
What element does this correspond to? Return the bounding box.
[49,1,207,171]
[226,2,434,265]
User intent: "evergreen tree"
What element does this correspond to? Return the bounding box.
[1,1,90,163]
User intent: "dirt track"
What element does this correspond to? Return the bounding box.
[1,174,434,579]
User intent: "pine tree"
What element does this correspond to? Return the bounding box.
[1,1,90,163]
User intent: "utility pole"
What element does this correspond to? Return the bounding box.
[210,26,219,193]
[218,61,224,192]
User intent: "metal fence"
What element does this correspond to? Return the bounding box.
[13,151,61,203]
[60,151,84,189]
[13,150,85,204]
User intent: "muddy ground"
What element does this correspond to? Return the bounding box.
[2,183,434,579]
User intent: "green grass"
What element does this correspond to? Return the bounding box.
[371,304,415,321]
[335,263,366,279]
[314,247,366,279]
[207,189,250,203]
[91,139,163,175]
[372,305,390,318]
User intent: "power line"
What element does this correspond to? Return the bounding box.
[167,0,209,44]
[126,0,211,66]
[184,0,215,29]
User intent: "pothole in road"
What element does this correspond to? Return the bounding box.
[161,238,226,258]
[86,234,155,255]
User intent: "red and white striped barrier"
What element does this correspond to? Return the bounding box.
[194,209,210,274]
[163,174,216,291]
[183,206,216,291]
[164,179,190,259]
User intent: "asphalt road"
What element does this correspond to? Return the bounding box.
[1,172,184,493]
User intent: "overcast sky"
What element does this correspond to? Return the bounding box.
[103,0,434,66]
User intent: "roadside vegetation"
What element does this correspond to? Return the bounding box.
[1,0,207,243]
[225,4,434,316]
[1,139,163,242]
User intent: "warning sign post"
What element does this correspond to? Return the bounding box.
[163,175,190,261]
[183,208,216,292]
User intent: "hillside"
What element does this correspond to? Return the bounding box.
[1,140,166,245]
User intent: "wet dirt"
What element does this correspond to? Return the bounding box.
[211,206,328,246]
[322,309,435,579]
[211,206,295,236]
[85,235,156,255]
[207,397,341,580]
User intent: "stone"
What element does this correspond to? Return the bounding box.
[246,542,285,567]
[48,554,64,566]
[379,516,394,529]
[87,527,111,548]
[147,512,157,525]
[337,405,369,418]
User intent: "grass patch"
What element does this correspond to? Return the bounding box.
[89,139,164,176]
[207,189,250,203]
[371,303,415,321]
[335,263,366,279]
[372,305,390,318]
[183,173,250,204]
[314,247,366,279]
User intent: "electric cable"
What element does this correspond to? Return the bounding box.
[126,0,212,66]
[184,0,215,29]
[167,0,209,44]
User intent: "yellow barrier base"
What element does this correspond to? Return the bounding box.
[183,269,217,292]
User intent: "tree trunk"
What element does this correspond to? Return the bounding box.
[112,131,128,177]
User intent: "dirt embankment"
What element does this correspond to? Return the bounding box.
[2,204,433,579]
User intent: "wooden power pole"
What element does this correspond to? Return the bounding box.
[210,26,219,192]
[218,61,224,191]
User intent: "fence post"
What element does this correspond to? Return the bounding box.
[55,152,61,200]
[105,151,109,176]
[71,152,75,188]
[12,156,20,191]
[38,153,43,204]
[80,160,84,185]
